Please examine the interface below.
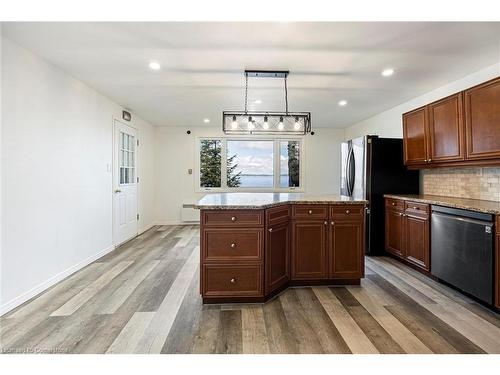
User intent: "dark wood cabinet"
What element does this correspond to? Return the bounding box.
[403,107,429,165]
[385,207,405,258]
[402,76,500,169]
[265,220,290,294]
[384,198,430,272]
[291,221,328,279]
[405,213,430,271]
[200,203,365,303]
[465,77,500,160]
[428,93,465,162]
[329,220,363,279]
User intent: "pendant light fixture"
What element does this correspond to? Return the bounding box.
[222,70,311,135]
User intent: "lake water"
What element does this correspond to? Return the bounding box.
[239,175,291,188]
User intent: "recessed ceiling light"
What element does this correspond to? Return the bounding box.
[148,61,161,71]
[381,68,394,77]
[203,118,210,123]
[338,100,348,107]
[254,99,262,104]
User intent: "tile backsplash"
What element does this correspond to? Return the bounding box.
[422,167,500,202]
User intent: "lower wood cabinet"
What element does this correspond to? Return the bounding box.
[291,221,328,279]
[265,220,290,294]
[330,220,364,279]
[496,216,500,309]
[200,203,365,303]
[385,198,430,271]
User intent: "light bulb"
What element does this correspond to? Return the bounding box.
[247,116,254,130]
[231,115,238,129]
[294,117,300,130]
[263,115,269,130]
[278,116,284,130]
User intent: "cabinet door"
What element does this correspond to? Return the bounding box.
[265,221,290,294]
[465,77,500,160]
[404,214,430,271]
[428,93,465,162]
[329,220,363,279]
[385,209,404,258]
[291,221,328,279]
[403,107,429,165]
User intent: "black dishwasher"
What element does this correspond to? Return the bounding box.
[431,205,494,305]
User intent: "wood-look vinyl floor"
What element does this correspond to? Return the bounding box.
[1,225,500,354]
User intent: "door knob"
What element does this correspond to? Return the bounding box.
[114,189,122,193]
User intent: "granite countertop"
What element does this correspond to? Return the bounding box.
[384,194,500,215]
[195,193,367,210]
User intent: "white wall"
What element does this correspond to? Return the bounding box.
[1,37,156,314]
[154,126,345,224]
[345,63,500,139]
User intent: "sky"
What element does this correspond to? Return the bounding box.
[226,140,293,175]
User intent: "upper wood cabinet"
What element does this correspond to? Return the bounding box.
[402,76,500,168]
[403,107,429,165]
[465,77,500,160]
[428,93,465,162]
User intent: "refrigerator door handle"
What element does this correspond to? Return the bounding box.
[347,147,355,196]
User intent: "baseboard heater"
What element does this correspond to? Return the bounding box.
[181,204,200,222]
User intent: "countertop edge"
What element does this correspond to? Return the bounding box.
[194,199,367,210]
[384,194,500,215]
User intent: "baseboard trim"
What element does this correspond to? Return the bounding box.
[0,244,115,316]
[154,220,199,226]
[138,222,156,235]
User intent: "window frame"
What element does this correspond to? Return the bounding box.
[195,136,305,193]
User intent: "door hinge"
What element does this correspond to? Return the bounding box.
[137,213,140,221]
[137,177,139,183]
[137,139,139,146]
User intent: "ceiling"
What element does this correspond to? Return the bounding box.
[3,22,500,128]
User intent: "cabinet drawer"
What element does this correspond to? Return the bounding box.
[385,198,404,211]
[202,264,263,297]
[266,205,290,226]
[330,205,364,220]
[292,205,328,220]
[404,201,429,217]
[202,228,262,262]
[202,210,264,227]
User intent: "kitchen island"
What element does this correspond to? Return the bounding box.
[195,193,367,303]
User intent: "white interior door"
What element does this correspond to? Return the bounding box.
[113,120,138,245]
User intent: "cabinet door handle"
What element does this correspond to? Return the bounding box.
[230,278,236,284]
[308,210,313,215]
[428,158,432,162]
[331,221,335,226]
[230,243,236,248]
[268,228,273,232]
[231,216,237,222]
[399,213,403,216]
[345,209,350,214]
[324,221,328,226]
[392,202,395,206]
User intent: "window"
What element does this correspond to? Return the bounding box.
[198,138,303,191]
[120,131,135,184]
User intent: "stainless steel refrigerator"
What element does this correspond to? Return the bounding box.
[341,135,420,255]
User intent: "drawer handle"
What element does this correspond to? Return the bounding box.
[230,243,236,248]
[345,209,350,214]
[308,210,313,215]
[268,228,273,232]
[230,278,236,284]
[399,213,403,216]
[392,202,395,206]
[231,216,237,222]
[413,206,418,210]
